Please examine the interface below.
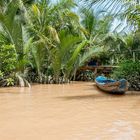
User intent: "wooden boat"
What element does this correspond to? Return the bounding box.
[95,76,128,94]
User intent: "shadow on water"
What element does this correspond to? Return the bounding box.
[56,86,140,101]
[126,91,140,95]
[56,93,126,101]
[56,92,140,101]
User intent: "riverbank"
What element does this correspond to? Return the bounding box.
[0,82,140,140]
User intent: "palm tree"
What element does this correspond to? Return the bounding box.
[79,7,114,61]
[81,1,140,61]
[82,0,140,28]
[0,0,32,86]
[26,0,85,83]
[0,0,116,86]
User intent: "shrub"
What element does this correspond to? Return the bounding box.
[75,70,95,81]
[112,60,140,91]
[0,44,17,74]
[0,45,17,87]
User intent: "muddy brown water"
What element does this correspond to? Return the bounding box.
[0,82,140,140]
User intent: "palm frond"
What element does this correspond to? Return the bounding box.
[66,40,88,77]
[79,46,104,66]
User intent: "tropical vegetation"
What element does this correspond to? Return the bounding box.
[0,0,139,91]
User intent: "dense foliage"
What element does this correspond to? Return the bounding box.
[0,0,139,91]
[0,45,17,73]
[0,45,16,86]
[0,0,104,86]
[112,60,140,91]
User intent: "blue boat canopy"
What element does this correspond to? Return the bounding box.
[96,76,116,84]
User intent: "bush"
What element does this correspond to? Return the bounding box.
[0,44,17,74]
[0,45,17,87]
[112,60,140,91]
[75,70,95,81]
[0,70,15,87]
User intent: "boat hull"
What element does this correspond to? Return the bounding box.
[95,76,128,94]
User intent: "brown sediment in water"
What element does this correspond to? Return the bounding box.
[0,82,140,140]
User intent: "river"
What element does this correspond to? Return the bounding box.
[0,82,140,140]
